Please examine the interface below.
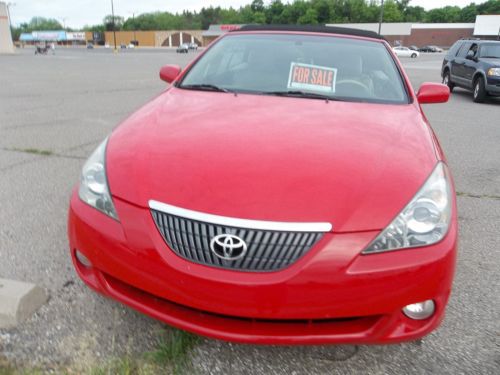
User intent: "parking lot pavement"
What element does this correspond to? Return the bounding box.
[0,48,499,374]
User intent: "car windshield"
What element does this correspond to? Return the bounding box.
[180,33,408,104]
[479,44,500,58]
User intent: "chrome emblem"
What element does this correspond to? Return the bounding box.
[210,234,247,261]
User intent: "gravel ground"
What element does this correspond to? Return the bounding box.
[0,48,499,374]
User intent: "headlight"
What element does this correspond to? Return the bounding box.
[363,162,452,254]
[78,138,119,220]
[487,68,500,77]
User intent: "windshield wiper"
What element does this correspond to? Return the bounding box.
[264,90,342,102]
[180,84,232,93]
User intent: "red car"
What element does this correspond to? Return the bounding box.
[68,25,456,345]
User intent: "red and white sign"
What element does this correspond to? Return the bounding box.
[220,25,241,31]
[287,62,337,94]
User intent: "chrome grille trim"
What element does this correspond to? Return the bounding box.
[149,200,331,272]
[148,200,332,232]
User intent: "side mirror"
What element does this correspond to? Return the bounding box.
[159,65,182,84]
[417,82,450,104]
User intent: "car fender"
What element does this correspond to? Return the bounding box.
[441,62,450,78]
[472,70,486,86]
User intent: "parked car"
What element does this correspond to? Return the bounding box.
[441,39,500,103]
[393,46,419,58]
[409,45,419,51]
[176,44,189,53]
[120,43,127,49]
[188,43,199,50]
[104,43,110,49]
[86,43,94,49]
[419,45,443,53]
[69,25,456,345]
[127,43,135,49]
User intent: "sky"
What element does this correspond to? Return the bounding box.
[7,0,481,29]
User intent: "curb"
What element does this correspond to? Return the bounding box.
[0,279,47,329]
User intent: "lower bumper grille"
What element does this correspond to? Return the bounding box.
[151,208,325,272]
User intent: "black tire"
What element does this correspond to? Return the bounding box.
[442,70,455,93]
[473,76,487,103]
[411,53,417,58]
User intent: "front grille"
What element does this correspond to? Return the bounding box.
[151,208,326,272]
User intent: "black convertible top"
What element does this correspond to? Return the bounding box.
[235,24,384,40]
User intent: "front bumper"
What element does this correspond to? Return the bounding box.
[486,76,500,95]
[68,190,457,345]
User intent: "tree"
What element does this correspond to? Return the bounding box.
[477,0,500,15]
[27,17,63,31]
[253,12,267,23]
[251,0,265,13]
[103,15,124,31]
[382,0,403,22]
[312,0,331,24]
[460,4,478,23]
[199,7,223,30]
[266,0,285,23]
[298,8,319,24]
[395,0,411,13]
[72,0,497,33]
[405,6,426,22]
[83,24,105,33]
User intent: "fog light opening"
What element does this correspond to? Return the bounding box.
[403,300,435,320]
[75,249,92,268]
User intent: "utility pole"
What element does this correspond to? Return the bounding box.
[378,0,384,36]
[111,0,117,50]
[133,13,136,43]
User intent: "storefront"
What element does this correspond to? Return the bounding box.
[202,25,244,46]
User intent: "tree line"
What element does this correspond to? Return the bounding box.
[11,0,500,39]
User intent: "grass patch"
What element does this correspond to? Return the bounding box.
[0,329,200,375]
[9,148,53,156]
[87,356,159,375]
[88,328,199,375]
[0,364,44,375]
[148,329,200,375]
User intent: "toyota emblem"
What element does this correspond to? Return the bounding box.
[210,234,248,261]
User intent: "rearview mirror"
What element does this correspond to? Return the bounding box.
[159,65,182,84]
[417,82,449,104]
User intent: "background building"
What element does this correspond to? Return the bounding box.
[10,14,500,50]
[328,15,499,48]
[327,22,475,47]
[18,30,86,46]
[202,25,243,46]
[82,30,203,47]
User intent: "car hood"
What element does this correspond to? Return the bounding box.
[107,88,438,233]
[480,57,500,66]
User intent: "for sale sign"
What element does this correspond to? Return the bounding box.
[287,62,337,94]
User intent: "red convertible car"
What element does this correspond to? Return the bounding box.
[68,25,456,344]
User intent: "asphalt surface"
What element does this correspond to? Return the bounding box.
[0,48,499,374]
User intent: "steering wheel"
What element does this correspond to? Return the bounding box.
[336,79,371,93]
